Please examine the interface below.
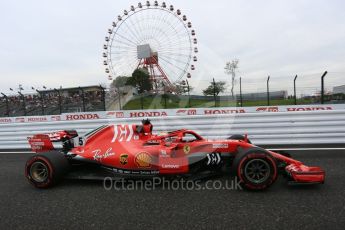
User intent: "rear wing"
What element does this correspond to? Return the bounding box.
[28,130,78,153]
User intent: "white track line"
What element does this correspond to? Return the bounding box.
[268,148,345,151]
[0,152,34,154]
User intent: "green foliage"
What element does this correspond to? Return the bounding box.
[202,81,226,96]
[127,68,152,92]
[111,76,131,88]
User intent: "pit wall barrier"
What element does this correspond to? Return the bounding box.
[0,104,344,149]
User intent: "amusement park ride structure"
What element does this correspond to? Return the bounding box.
[136,44,174,92]
[103,1,198,94]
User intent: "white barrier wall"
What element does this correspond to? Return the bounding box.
[0,104,345,150]
[0,104,344,124]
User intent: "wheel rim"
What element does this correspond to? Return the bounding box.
[244,159,270,184]
[29,161,49,183]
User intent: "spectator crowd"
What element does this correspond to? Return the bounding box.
[0,87,106,117]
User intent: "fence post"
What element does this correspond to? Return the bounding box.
[54,88,62,114]
[239,77,243,107]
[116,86,122,110]
[267,75,270,106]
[99,85,106,111]
[1,93,9,117]
[140,92,144,110]
[321,71,328,104]
[294,75,298,105]
[36,90,44,115]
[213,78,216,107]
[79,87,85,112]
[186,79,191,108]
[141,74,144,110]
[163,84,167,109]
[18,92,26,116]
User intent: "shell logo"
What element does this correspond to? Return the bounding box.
[135,152,152,168]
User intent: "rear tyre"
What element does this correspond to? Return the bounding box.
[25,151,70,188]
[233,148,277,190]
[228,134,252,144]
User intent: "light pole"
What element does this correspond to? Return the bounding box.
[293,75,298,105]
[213,78,216,107]
[267,76,270,106]
[239,77,243,107]
[321,71,328,104]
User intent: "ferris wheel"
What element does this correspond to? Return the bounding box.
[103,1,198,93]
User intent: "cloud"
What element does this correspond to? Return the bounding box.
[0,0,344,96]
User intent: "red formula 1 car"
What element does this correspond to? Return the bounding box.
[25,119,325,190]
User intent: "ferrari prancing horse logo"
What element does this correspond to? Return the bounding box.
[183,145,191,154]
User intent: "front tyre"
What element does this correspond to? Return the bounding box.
[25,151,69,188]
[234,148,277,190]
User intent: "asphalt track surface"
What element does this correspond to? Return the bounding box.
[1,150,345,230]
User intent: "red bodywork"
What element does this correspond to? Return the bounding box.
[28,130,77,152]
[28,123,325,184]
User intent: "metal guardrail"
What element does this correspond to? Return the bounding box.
[0,109,344,150]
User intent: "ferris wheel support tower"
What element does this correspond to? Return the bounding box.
[137,44,174,93]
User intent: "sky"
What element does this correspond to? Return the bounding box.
[0,0,344,96]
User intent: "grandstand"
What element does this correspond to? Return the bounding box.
[0,85,106,117]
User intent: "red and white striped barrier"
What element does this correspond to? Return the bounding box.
[1,104,344,124]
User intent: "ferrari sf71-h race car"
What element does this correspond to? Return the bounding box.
[25,119,325,190]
